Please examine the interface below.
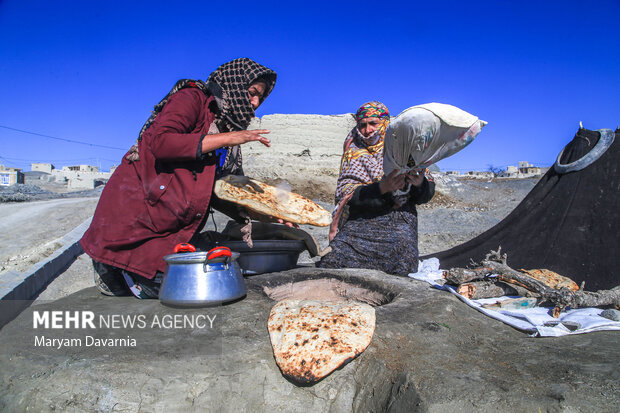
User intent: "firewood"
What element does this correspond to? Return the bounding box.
[479,248,620,316]
[456,281,539,300]
[457,281,515,299]
[500,282,539,298]
[447,248,620,317]
[443,267,492,285]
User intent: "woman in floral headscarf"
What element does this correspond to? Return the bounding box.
[319,101,435,276]
[81,58,280,298]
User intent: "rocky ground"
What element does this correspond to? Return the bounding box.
[418,175,539,254]
[0,181,102,202]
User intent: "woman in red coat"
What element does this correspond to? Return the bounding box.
[80,58,277,298]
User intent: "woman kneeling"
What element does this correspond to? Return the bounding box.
[318,101,434,276]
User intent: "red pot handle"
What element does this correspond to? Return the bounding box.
[173,243,197,253]
[207,246,232,261]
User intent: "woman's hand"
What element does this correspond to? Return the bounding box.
[274,218,299,228]
[246,209,299,228]
[225,129,271,147]
[406,170,425,188]
[201,129,271,153]
[379,170,407,194]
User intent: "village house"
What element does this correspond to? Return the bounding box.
[499,161,549,178]
[0,164,25,186]
[27,163,112,189]
[62,165,99,172]
[31,163,56,174]
[518,161,544,175]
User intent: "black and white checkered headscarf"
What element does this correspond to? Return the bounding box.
[206,58,277,132]
[127,58,276,163]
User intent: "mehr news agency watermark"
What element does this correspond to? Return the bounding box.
[31,310,217,349]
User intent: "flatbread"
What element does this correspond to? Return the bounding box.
[519,268,580,291]
[214,175,331,227]
[267,299,375,384]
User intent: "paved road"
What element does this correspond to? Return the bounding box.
[0,197,99,273]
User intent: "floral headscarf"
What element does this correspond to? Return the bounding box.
[335,101,390,204]
[329,101,390,240]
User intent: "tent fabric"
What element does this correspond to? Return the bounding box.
[424,128,620,291]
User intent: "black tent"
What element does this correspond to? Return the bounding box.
[424,127,619,291]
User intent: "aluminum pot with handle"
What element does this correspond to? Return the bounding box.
[159,244,247,307]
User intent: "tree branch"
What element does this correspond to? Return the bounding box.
[444,248,620,317]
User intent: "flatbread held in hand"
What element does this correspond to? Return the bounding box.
[214,175,331,226]
[267,299,375,384]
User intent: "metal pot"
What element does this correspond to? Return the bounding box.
[159,245,247,307]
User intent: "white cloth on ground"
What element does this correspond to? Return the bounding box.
[408,259,620,337]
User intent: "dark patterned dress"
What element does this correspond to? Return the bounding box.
[319,179,434,276]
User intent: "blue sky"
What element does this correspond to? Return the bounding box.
[1,0,618,173]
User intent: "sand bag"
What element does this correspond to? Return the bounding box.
[383,102,487,175]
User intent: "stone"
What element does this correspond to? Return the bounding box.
[600,309,620,321]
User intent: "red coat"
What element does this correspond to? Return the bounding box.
[80,88,218,279]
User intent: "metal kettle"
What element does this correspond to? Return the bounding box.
[159,244,247,307]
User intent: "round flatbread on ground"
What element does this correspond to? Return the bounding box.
[267,299,375,384]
